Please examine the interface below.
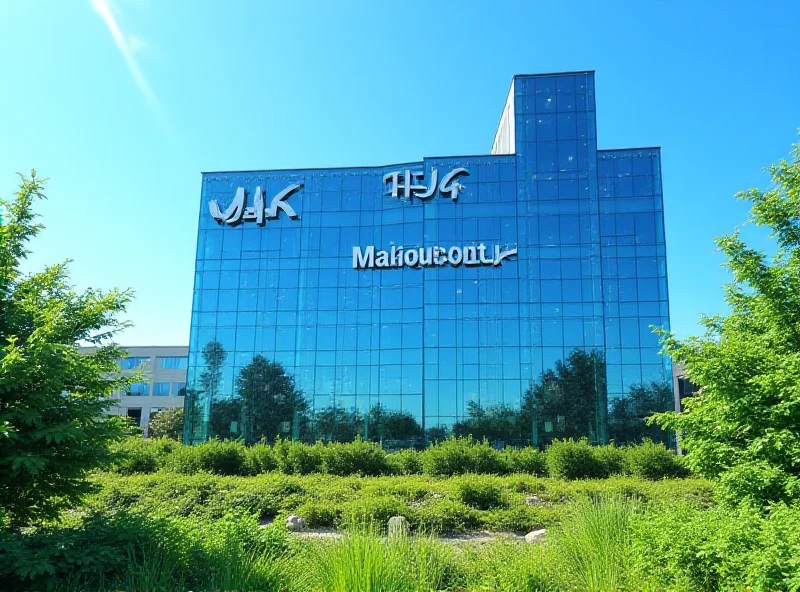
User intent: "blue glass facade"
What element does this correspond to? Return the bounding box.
[185,71,673,448]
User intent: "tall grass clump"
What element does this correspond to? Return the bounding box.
[292,525,455,592]
[421,436,508,476]
[548,495,634,592]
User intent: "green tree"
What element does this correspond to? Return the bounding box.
[654,140,800,506]
[147,407,184,440]
[0,172,133,526]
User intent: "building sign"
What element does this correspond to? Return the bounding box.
[209,184,302,226]
[384,167,469,201]
[353,244,517,269]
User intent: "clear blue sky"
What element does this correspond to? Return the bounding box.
[1,0,798,346]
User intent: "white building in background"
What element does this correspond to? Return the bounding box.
[80,345,188,435]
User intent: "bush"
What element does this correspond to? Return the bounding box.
[453,476,505,510]
[113,437,176,475]
[246,443,278,474]
[504,447,548,476]
[168,439,249,476]
[412,497,479,532]
[386,449,424,475]
[273,437,324,475]
[629,501,800,592]
[337,496,412,529]
[322,437,389,476]
[593,443,626,477]
[624,440,689,480]
[421,436,508,476]
[546,439,606,480]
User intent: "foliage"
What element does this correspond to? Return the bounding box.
[608,381,675,445]
[624,439,690,480]
[654,140,800,506]
[504,446,548,476]
[273,436,324,474]
[546,438,607,480]
[591,443,626,477]
[245,441,278,473]
[322,436,389,476]
[112,436,176,475]
[453,475,505,510]
[0,509,289,592]
[628,501,800,592]
[147,407,184,440]
[386,448,424,475]
[0,172,133,526]
[459,541,549,592]
[420,436,508,476]
[167,438,249,475]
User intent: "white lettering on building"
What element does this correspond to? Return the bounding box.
[353,244,517,269]
[383,167,469,202]
[209,184,302,226]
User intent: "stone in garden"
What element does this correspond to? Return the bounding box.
[524,529,546,543]
[524,495,543,505]
[286,515,307,531]
[387,515,410,539]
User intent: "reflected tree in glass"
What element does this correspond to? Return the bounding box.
[453,401,521,445]
[608,381,674,445]
[185,340,227,442]
[522,348,608,447]
[237,355,308,444]
[311,404,361,443]
[366,404,423,448]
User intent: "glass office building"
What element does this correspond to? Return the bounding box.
[185,71,673,448]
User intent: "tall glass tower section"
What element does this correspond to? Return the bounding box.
[184,71,673,448]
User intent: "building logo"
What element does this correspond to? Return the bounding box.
[353,244,517,269]
[384,167,469,201]
[209,184,302,226]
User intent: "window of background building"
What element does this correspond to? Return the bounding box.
[118,357,151,370]
[153,382,171,396]
[127,382,150,396]
[173,382,187,396]
[159,357,188,370]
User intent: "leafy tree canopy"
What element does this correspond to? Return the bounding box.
[148,407,184,440]
[0,172,134,526]
[654,139,800,506]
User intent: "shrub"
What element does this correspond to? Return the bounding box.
[421,436,508,476]
[412,497,479,532]
[168,439,248,476]
[504,447,548,476]
[624,440,689,480]
[273,437,324,474]
[592,443,625,477]
[295,498,340,527]
[460,541,550,592]
[453,476,505,510]
[322,437,389,476]
[245,443,278,474]
[546,439,605,480]
[337,496,412,529]
[386,449,424,475]
[113,437,176,475]
[629,501,800,592]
